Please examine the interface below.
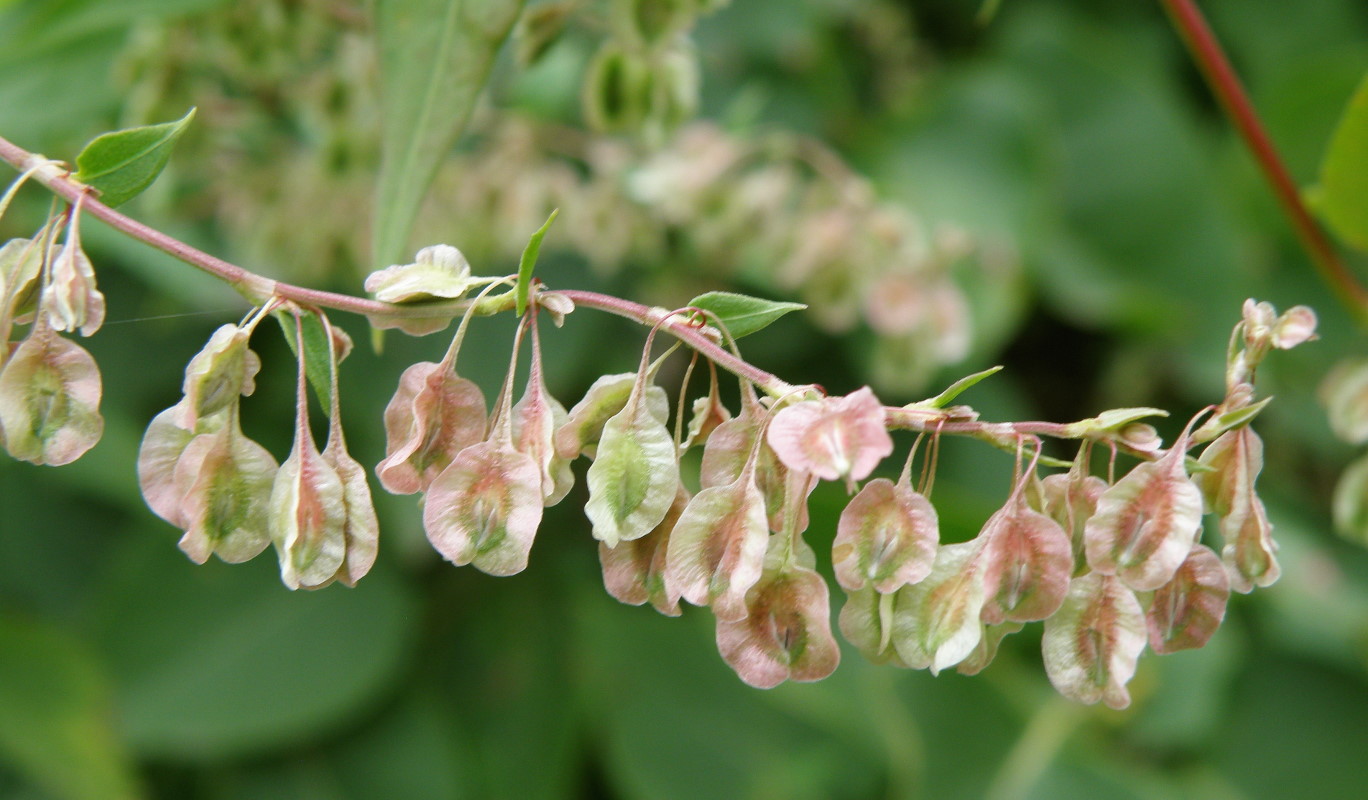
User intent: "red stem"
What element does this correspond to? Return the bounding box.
[1159,0,1368,324]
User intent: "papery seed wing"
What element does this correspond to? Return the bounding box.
[766,387,893,482]
[138,401,221,527]
[270,436,347,589]
[512,378,574,505]
[598,483,690,616]
[584,404,679,547]
[179,325,259,429]
[1219,494,1279,593]
[979,498,1072,624]
[956,621,1024,676]
[1042,573,1146,709]
[833,478,939,593]
[698,407,759,489]
[1147,544,1230,654]
[175,424,277,565]
[1040,472,1107,566]
[891,540,987,675]
[0,328,103,465]
[554,372,669,459]
[375,361,487,494]
[837,585,906,666]
[716,563,840,689]
[663,478,768,621]
[1084,452,1203,591]
[423,442,544,577]
[322,437,380,586]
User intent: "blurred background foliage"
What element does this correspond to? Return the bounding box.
[3,0,1368,798]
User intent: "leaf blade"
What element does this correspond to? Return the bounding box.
[687,291,806,339]
[72,108,195,208]
[515,208,558,316]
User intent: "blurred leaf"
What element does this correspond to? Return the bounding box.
[85,533,417,759]
[0,614,141,800]
[1312,72,1368,252]
[72,108,195,208]
[515,208,558,316]
[275,309,335,414]
[687,291,806,340]
[371,0,526,268]
[911,365,1003,409]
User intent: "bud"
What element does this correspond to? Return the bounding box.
[1147,544,1229,654]
[979,492,1072,624]
[0,325,102,465]
[599,483,689,616]
[766,386,893,486]
[375,361,487,494]
[715,538,840,688]
[42,203,104,337]
[832,476,938,594]
[890,540,988,675]
[1084,429,1203,591]
[1042,573,1146,709]
[175,415,278,565]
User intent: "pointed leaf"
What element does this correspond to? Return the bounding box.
[832,477,939,593]
[1147,544,1230,654]
[890,540,988,675]
[1312,73,1368,252]
[584,402,679,547]
[0,327,102,465]
[423,441,543,576]
[715,560,840,688]
[72,108,196,207]
[1042,573,1146,709]
[909,365,1002,409]
[275,310,345,414]
[515,209,559,316]
[372,0,525,266]
[687,291,806,339]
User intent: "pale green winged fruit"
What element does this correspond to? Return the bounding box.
[0,323,102,465]
[1042,572,1146,709]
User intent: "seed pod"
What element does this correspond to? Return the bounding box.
[375,361,487,495]
[663,466,769,621]
[1147,544,1230,654]
[174,416,277,565]
[43,204,105,337]
[979,493,1072,624]
[1084,432,1203,592]
[138,402,217,527]
[681,362,730,451]
[0,325,102,465]
[1039,470,1107,568]
[0,237,43,327]
[832,476,938,594]
[422,441,544,576]
[584,389,680,548]
[700,387,803,532]
[890,540,989,675]
[715,539,840,689]
[837,585,906,666]
[178,324,262,430]
[1042,573,1146,709]
[318,317,378,588]
[554,372,669,460]
[1196,427,1279,592]
[767,386,893,485]
[599,483,690,616]
[511,315,574,505]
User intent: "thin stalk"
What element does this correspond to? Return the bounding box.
[1159,0,1368,324]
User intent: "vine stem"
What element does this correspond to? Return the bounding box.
[1159,0,1368,325]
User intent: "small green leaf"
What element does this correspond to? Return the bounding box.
[72,108,195,208]
[274,310,334,414]
[1314,73,1368,253]
[515,208,559,316]
[909,365,1003,409]
[687,291,806,339]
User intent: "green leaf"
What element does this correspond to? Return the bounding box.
[72,107,195,208]
[371,0,526,268]
[86,533,417,759]
[274,309,334,415]
[515,208,559,316]
[0,615,140,800]
[910,366,1003,409]
[1313,72,1368,252]
[687,291,806,339]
